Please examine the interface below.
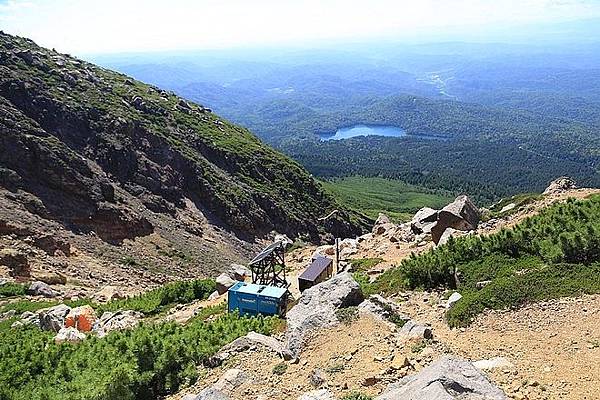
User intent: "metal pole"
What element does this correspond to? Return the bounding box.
[335,237,340,273]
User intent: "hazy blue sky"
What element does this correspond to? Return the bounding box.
[1,0,600,54]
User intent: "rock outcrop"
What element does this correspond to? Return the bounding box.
[39,304,71,332]
[431,195,480,244]
[543,176,577,195]
[93,310,143,337]
[207,331,292,367]
[285,272,363,357]
[54,327,86,344]
[184,369,249,400]
[376,356,507,400]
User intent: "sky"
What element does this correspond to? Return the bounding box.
[1,0,600,55]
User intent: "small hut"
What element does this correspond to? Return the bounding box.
[298,256,333,292]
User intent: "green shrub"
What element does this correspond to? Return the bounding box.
[97,279,216,316]
[372,195,600,326]
[272,362,288,375]
[0,283,26,297]
[0,311,278,400]
[335,306,358,325]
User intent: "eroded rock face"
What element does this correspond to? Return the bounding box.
[376,356,507,400]
[0,249,30,277]
[285,272,363,357]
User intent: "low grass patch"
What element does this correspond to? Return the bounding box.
[349,258,384,273]
[342,392,372,400]
[335,306,359,325]
[321,176,453,221]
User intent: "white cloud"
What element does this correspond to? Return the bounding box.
[0,0,598,54]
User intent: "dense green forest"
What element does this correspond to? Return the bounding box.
[372,194,600,326]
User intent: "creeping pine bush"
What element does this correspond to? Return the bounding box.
[97,279,216,316]
[372,195,600,326]
[0,310,278,400]
[0,282,26,297]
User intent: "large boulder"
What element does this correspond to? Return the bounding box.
[372,213,393,235]
[227,264,251,281]
[376,356,507,400]
[285,272,363,357]
[39,304,71,332]
[216,273,236,295]
[185,369,249,400]
[27,281,60,298]
[543,176,577,195]
[65,305,98,332]
[207,331,292,367]
[431,196,480,244]
[54,327,86,344]
[93,310,143,337]
[410,207,438,234]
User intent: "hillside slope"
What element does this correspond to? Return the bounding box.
[0,32,365,289]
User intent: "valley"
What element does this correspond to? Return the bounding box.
[1,5,600,400]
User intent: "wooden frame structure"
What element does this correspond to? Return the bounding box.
[248,240,289,288]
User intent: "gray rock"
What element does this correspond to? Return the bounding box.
[207,331,292,367]
[376,356,507,400]
[93,310,143,337]
[27,281,60,298]
[476,280,492,290]
[410,207,439,234]
[285,272,363,357]
[215,273,236,295]
[54,327,86,344]
[0,309,16,322]
[39,304,71,332]
[432,196,480,244]
[227,264,251,281]
[398,320,432,340]
[436,228,462,247]
[186,368,249,400]
[543,176,577,195]
[359,294,410,327]
[473,357,514,371]
[298,389,335,400]
[309,369,326,388]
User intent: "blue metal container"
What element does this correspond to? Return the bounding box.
[227,282,288,317]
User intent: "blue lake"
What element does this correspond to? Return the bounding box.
[320,124,406,141]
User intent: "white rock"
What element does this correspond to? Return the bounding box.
[473,357,515,371]
[446,292,463,309]
[55,327,86,344]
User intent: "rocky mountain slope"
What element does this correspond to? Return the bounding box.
[0,32,366,291]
